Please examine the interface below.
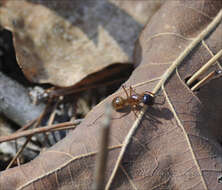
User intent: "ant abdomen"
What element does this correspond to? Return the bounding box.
[143,94,154,105]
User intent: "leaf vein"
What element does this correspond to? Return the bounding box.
[162,85,208,190]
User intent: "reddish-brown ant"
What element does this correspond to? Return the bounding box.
[112,85,155,112]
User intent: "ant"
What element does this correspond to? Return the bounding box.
[112,85,155,113]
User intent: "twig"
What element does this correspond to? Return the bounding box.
[0,120,82,143]
[202,41,222,70]
[6,138,30,169]
[191,70,219,91]
[187,49,222,86]
[93,104,112,190]
[6,99,51,169]
[43,98,60,146]
[16,119,37,132]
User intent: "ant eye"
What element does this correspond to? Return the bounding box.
[114,97,123,104]
[143,94,154,105]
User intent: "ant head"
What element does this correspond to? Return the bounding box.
[112,96,125,110]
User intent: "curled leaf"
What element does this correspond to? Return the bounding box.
[0,0,162,87]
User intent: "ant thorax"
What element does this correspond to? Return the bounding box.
[131,94,139,101]
[130,94,141,104]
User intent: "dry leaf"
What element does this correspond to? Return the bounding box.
[1,0,222,189]
[0,0,162,87]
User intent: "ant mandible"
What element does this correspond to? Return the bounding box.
[112,85,155,112]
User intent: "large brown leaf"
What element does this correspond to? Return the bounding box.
[1,0,222,189]
[0,0,162,87]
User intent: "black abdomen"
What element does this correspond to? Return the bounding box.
[142,94,154,105]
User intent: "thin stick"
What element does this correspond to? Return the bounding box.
[16,119,37,132]
[0,120,82,143]
[43,99,60,145]
[6,139,30,169]
[191,70,216,91]
[50,125,77,131]
[105,105,146,190]
[6,99,52,169]
[202,41,222,70]
[93,104,112,190]
[187,49,222,86]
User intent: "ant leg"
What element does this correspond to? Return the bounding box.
[130,86,136,95]
[131,105,140,118]
[132,108,138,118]
[130,86,143,96]
[122,85,129,99]
[129,86,134,97]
